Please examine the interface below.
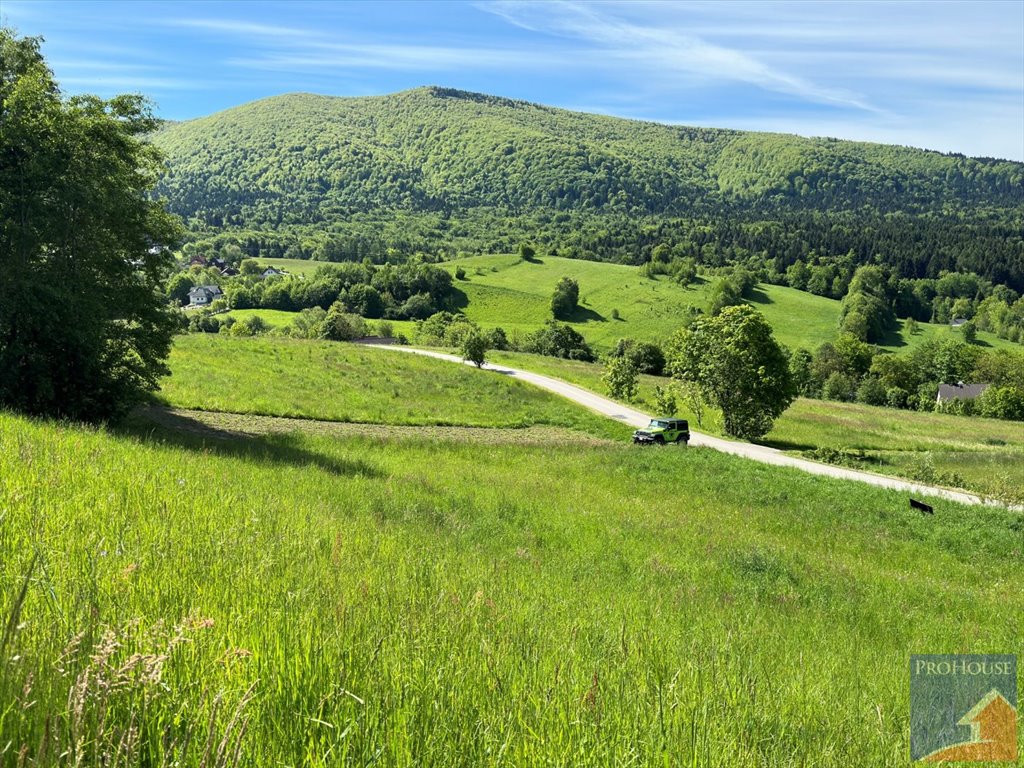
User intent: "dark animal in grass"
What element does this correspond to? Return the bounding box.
[910,498,934,515]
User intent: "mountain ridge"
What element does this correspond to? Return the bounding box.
[151,86,1024,289]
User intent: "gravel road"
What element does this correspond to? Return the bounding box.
[378,345,1002,507]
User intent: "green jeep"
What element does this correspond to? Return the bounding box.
[632,418,690,445]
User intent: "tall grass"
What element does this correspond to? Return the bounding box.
[487,350,1024,501]
[2,408,1022,765]
[159,335,627,440]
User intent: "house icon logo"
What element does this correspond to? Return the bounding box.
[910,654,1017,761]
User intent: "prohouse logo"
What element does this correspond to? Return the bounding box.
[910,654,1017,761]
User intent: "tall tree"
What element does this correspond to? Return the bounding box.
[667,305,795,439]
[0,29,182,420]
[550,276,579,319]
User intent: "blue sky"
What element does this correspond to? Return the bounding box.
[4,0,1023,159]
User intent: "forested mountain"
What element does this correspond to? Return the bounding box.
[152,87,1024,290]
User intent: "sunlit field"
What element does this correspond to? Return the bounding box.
[3,403,1022,765]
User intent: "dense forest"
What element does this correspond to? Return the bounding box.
[152,87,1024,290]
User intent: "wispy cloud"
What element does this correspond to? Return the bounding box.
[166,18,320,40]
[483,1,881,112]
[170,14,571,73]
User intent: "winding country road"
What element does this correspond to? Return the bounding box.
[377,345,1006,508]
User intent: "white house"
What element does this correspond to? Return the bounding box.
[187,285,223,307]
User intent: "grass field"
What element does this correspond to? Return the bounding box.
[441,254,1016,353]
[3,402,1022,766]
[251,255,1017,355]
[218,308,419,339]
[158,334,626,439]
[253,256,325,275]
[486,350,1024,502]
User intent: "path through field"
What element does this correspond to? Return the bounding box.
[379,345,1000,507]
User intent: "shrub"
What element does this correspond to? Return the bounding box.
[978,386,1024,421]
[550,276,580,319]
[321,305,368,341]
[856,377,887,406]
[488,327,510,351]
[602,355,639,401]
[520,321,594,361]
[822,372,856,402]
[886,386,910,409]
[653,384,678,417]
[461,331,489,368]
[611,338,665,376]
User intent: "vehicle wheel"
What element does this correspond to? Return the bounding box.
[654,435,664,445]
[675,435,685,444]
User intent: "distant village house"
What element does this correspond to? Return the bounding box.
[936,381,990,403]
[187,285,223,307]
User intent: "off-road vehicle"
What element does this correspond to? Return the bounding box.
[632,418,689,445]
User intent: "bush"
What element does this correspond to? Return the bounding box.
[443,318,480,348]
[822,372,856,402]
[228,315,268,337]
[602,355,639,401]
[188,311,222,334]
[398,292,436,320]
[885,386,910,409]
[520,321,594,361]
[653,384,678,417]
[461,331,489,368]
[978,386,1024,421]
[321,305,368,341]
[455,266,466,281]
[550,276,580,319]
[856,377,887,406]
[612,338,665,376]
[487,327,510,351]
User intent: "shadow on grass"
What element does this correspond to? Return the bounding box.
[120,407,382,478]
[567,305,606,323]
[747,287,773,305]
[880,324,908,349]
[448,287,470,312]
[754,437,817,451]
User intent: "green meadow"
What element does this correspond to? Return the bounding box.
[158,337,1023,501]
[3,397,1023,766]
[252,255,1016,354]
[436,254,1016,353]
[485,350,1024,502]
[158,334,625,438]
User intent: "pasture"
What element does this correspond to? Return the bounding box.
[2,402,1022,766]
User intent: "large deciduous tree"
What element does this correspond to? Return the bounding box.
[0,30,182,421]
[550,276,579,319]
[667,305,795,439]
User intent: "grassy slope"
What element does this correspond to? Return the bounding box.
[158,334,626,439]
[245,255,1017,355]
[2,406,1022,766]
[440,254,1016,353]
[487,350,1024,501]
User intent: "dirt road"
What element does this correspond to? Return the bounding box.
[378,345,1002,507]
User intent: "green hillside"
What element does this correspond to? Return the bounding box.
[423,254,1013,353]
[4,394,1022,764]
[152,88,1024,289]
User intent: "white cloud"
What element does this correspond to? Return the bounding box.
[483,1,882,112]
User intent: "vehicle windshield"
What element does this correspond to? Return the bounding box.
[649,420,669,428]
